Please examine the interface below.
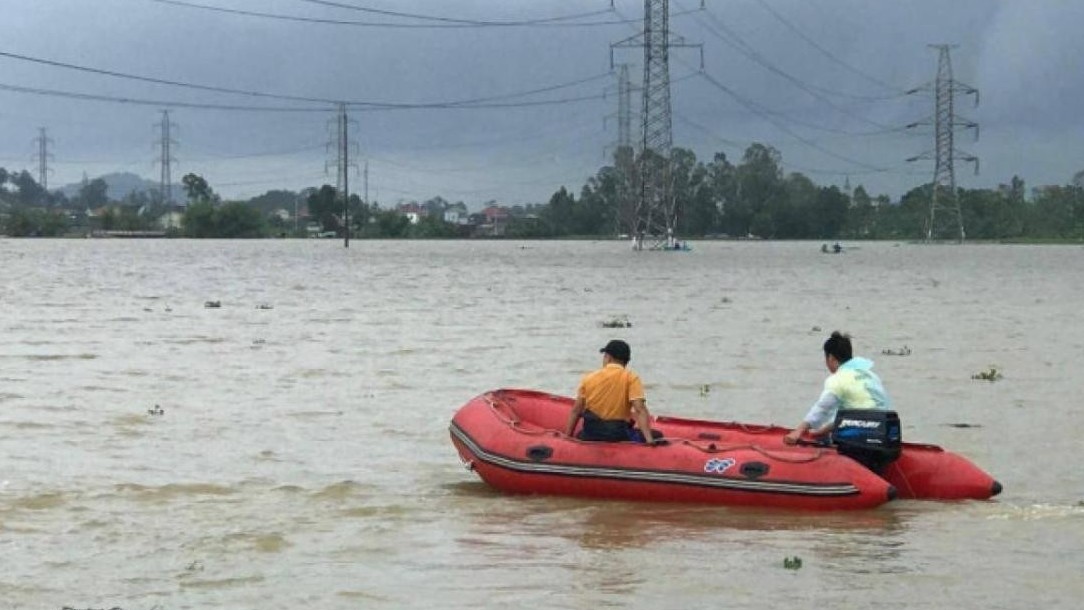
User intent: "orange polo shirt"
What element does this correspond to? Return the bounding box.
[577,363,645,420]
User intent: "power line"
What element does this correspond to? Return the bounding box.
[752,0,906,96]
[148,0,644,29]
[0,49,613,109]
[0,81,328,112]
[0,79,611,113]
[696,70,890,173]
[182,142,326,161]
[291,0,617,26]
[693,2,900,129]
[674,111,920,178]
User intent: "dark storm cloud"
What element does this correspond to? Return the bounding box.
[1,0,1080,204]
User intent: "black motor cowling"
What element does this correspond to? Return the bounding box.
[832,409,902,473]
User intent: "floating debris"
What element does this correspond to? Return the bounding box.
[601,316,632,329]
[204,300,222,308]
[971,367,1003,382]
[147,404,164,416]
[252,339,266,345]
[256,304,273,310]
[720,296,732,304]
[186,560,204,572]
[811,326,822,332]
[699,384,711,397]
[783,556,803,570]
[945,423,982,428]
[882,346,912,356]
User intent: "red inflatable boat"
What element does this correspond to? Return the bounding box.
[449,389,1002,511]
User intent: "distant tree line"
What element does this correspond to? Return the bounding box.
[523,144,1084,241]
[2,150,1083,240]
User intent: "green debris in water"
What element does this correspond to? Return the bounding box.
[783,556,803,570]
[600,316,632,328]
[971,367,1003,382]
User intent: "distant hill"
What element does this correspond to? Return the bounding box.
[59,172,182,203]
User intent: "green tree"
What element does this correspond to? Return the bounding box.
[776,172,817,238]
[409,214,458,238]
[1028,185,1083,239]
[680,152,729,236]
[306,185,342,233]
[183,200,217,237]
[844,185,876,238]
[541,187,576,235]
[731,143,783,238]
[215,201,266,238]
[78,178,110,209]
[812,185,849,239]
[182,173,216,204]
[2,207,68,236]
[372,208,410,237]
[12,171,46,206]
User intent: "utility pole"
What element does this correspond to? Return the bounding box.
[33,127,53,195]
[364,159,369,206]
[155,110,178,229]
[612,1,703,250]
[907,45,979,242]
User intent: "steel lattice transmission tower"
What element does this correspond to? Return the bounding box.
[155,110,178,209]
[907,45,979,241]
[608,63,639,239]
[33,127,53,195]
[327,103,358,248]
[617,63,633,150]
[612,0,702,250]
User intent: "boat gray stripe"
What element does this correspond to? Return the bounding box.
[450,423,860,497]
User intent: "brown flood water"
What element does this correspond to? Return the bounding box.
[1,238,1081,609]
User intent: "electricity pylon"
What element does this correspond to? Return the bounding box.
[617,63,633,151]
[327,103,358,248]
[155,110,178,209]
[33,127,53,195]
[612,0,702,250]
[907,45,979,242]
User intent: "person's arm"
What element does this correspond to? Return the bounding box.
[565,396,586,437]
[783,389,840,445]
[630,398,656,445]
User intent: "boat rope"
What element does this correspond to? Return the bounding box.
[481,395,828,461]
[656,438,826,462]
[484,393,521,425]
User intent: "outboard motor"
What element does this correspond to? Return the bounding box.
[832,409,901,474]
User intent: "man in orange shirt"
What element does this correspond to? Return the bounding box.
[564,340,657,444]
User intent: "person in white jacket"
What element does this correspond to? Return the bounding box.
[784,331,892,445]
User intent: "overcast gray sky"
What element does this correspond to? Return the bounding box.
[2,0,1081,207]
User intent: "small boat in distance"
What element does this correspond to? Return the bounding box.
[449,389,1001,511]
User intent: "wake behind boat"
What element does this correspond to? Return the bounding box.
[449,389,1001,511]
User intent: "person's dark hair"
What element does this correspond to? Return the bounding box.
[600,339,631,365]
[823,331,853,363]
